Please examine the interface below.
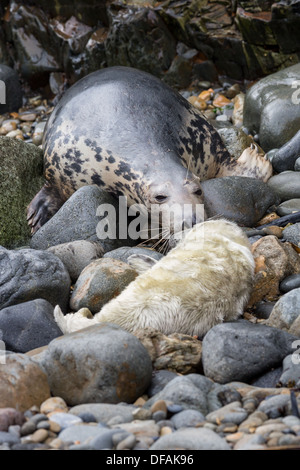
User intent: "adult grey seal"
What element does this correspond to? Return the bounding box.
[54,219,255,337]
[27,66,272,234]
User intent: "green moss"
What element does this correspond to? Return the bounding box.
[0,137,44,248]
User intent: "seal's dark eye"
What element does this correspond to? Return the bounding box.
[155,195,168,203]
[194,189,202,196]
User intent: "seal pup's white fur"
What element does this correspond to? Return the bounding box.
[54,219,255,337]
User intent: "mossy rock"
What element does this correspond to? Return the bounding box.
[0,136,44,247]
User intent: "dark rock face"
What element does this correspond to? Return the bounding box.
[2,0,300,89]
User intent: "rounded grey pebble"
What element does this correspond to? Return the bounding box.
[36,421,50,430]
[49,413,83,430]
[171,409,205,429]
[112,431,132,446]
[152,410,167,422]
[116,433,136,450]
[20,421,36,436]
[76,412,97,423]
[166,404,184,415]
[294,157,300,171]
[280,273,300,293]
[30,414,48,425]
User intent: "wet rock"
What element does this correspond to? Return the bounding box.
[105,6,176,77]
[243,63,300,152]
[150,427,230,450]
[277,199,300,217]
[134,328,202,374]
[143,375,215,416]
[278,355,300,388]
[0,136,44,248]
[282,223,300,247]
[70,258,137,313]
[248,235,300,306]
[30,185,131,253]
[0,352,50,411]
[267,171,300,201]
[147,370,179,397]
[271,130,300,173]
[41,323,152,406]
[206,401,248,425]
[103,246,163,265]
[266,288,300,336]
[202,320,297,384]
[0,246,71,312]
[201,176,277,227]
[0,299,63,353]
[170,409,205,429]
[280,274,300,294]
[250,367,283,389]
[0,65,23,113]
[252,301,275,320]
[47,240,104,283]
[0,409,25,432]
[69,403,136,424]
[6,2,61,85]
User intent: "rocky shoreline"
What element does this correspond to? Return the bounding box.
[1,58,300,450]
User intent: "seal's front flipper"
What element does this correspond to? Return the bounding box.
[127,254,158,274]
[27,183,65,234]
[217,144,273,182]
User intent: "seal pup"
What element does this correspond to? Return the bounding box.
[54,219,255,337]
[27,66,272,235]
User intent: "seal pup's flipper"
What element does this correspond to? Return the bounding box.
[127,254,158,274]
[54,305,96,334]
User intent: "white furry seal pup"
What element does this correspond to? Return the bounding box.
[54,219,254,337]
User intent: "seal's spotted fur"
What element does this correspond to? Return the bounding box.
[27,66,272,233]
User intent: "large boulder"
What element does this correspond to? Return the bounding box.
[243,63,300,152]
[0,136,44,248]
[0,64,23,113]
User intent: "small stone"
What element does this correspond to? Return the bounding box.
[0,353,50,412]
[170,409,205,429]
[48,421,61,433]
[150,400,168,415]
[198,89,214,101]
[257,395,291,418]
[0,408,25,432]
[40,397,68,415]
[255,423,288,436]
[280,274,300,294]
[48,413,82,430]
[266,288,300,334]
[213,94,231,107]
[150,427,230,450]
[116,433,136,450]
[0,431,20,445]
[29,428,49,443]
[160,426,173,436]
[217,423,238,433]
[267,171,300,201]
[19,113,37,121]
[283,223,300,247]
[277,199,300,217]
[0,121,17,134]
[206,401,248,426]
[20,420,36,437]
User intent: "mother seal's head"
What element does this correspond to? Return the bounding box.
[54,218,255,338]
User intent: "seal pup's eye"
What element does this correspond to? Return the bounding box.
[193,189,202,196]
[155,195,168,203]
